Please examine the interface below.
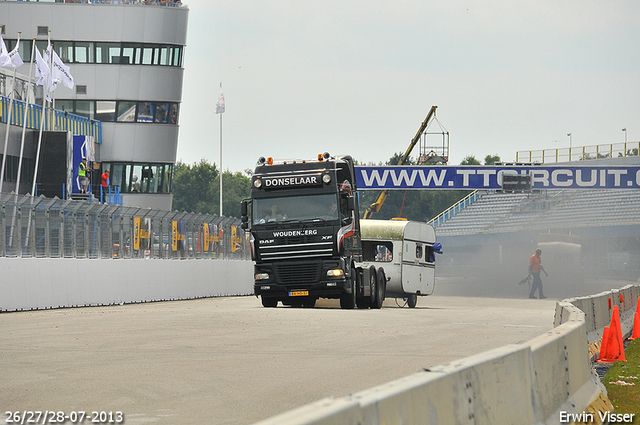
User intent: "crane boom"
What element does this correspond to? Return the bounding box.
[363,105,438,219]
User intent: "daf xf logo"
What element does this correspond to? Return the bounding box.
[322,235,332,240]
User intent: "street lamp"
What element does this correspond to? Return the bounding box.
[567,133,572,161]
[622,128,627,143]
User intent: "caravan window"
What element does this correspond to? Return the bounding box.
[362,241,393,262]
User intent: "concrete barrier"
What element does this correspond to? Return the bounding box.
[254,285,640,425]
[0,258,254,311]
[557,285,639,343]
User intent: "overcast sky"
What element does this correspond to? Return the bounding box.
[176,0,640,173]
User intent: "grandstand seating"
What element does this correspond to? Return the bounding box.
[434,189,640,236]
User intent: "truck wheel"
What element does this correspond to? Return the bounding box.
[358,266,376,309]
[340,271,357,309]
[371,268,386,309]
[407,294,417,308]
[261,297,278,308]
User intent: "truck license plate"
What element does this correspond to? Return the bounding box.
[289,290,309,297]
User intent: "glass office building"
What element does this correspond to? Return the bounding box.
[0,1,189,210]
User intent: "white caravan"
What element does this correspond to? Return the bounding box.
[359,219,439,308]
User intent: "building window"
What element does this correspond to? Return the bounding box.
[96,42,121,64]
[159,46,171,66]
[57,99,180,125]
[5,39,183,67]
[141,46,154,65]
[117,101,136,122]
[53,41,74,63]
[56,100,74,114]
[137,102,154,123]
[122,43,141,65]
[75,100,94,119]
[95,101,116,122]
[74,42,93,63]
[173,46,181,67]
[154,102,169,123]
[168,103,178,124]
[103,162,173,194]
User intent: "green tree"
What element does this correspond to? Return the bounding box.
[172,159,219,214]
[210,171,252,218]
[460,155,481,165]
[388,151,415,165]
[484,154,500,165]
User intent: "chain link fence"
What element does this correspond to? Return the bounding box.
[0,193,249,260]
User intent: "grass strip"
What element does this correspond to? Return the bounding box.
[602,338,640,424]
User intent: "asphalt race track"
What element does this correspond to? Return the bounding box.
[0,295,558,425]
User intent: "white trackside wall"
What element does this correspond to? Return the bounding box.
[253,284,640,425]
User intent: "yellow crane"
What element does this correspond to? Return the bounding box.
[363,105,439,219]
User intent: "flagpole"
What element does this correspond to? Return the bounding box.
[20,38,38,248]
[214,82,225,216]
[16,35,35,195]
[0,65,17,194]
[32,32,52,196]
[219,95,223,216]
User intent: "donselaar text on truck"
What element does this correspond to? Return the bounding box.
[240,153,440,309]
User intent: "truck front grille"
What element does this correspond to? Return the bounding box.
[274,262,321,285]
[259,241,333,261]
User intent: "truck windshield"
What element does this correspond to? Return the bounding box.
[253,194,339,224]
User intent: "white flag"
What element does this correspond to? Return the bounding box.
[35,47,50,87]
[44,45,74,90]
[215,87,225,114]
[7,37,24,68]
[0,35,11,67]
[0,35,24,68]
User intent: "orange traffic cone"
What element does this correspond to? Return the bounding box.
[596,326,611,363]
[630,297,640,340]
[630,311,640,340]
[597,326,611,363]
[597,306,626,363]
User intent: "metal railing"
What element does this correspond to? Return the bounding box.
[0,0,185,6]
[0,94,102,144]
[0,193,249,260]
[427,190,481,228]
[516,141,640,164]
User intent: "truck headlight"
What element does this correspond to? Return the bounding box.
[326,269,344,277]
[255,273,270,280]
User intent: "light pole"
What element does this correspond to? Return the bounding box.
[622,128,627,143]
[567,133,572,161]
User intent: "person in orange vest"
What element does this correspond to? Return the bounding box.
[528,248,548,299]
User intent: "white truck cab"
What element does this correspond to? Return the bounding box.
[359,219,440,307]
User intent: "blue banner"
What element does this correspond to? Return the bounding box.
[355,165,640,190]
[71,135,91,194]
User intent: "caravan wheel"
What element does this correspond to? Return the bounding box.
[371,268,385,309]
[407,294,417,308]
